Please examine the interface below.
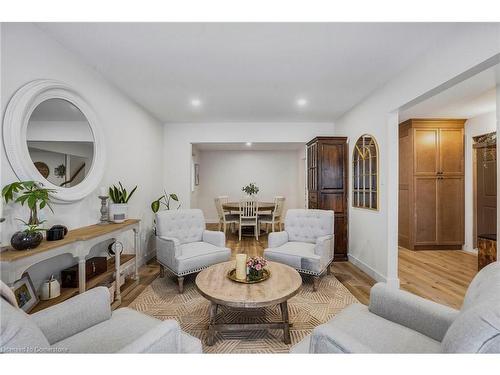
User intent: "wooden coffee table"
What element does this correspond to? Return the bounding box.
[195,261,302,345]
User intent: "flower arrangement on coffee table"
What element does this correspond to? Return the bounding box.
[247,256,268,281]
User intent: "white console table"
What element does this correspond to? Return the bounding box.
[0,219,140,311]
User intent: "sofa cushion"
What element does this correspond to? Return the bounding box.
[176,242,231,274]
[285,209,334,244]
[52,308,165,353]
[156,209,205,244]
[309,303,441,353]
[441,298,500,353]
[264,242,320,273]
[462,262,500,311]
[0,298,50,353]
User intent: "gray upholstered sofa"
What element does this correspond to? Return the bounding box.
[0,285,202,353]
[291,261,500,353]
[263,209,334,291]
[156,208,231,293]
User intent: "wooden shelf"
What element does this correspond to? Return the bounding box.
[30,287,78,314]
[29,254,136,314]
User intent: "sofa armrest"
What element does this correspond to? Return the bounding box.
[156,236,181,269]
[203,230,225,247]
[31,287,111,345]
[369,283,459,342]
[118,320,183,353]
[309,323,374,353]
[314,235,333,259]
[268,231,289,248]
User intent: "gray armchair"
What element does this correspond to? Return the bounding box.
[291,261,500,353]
[0,286,202,353]
[156,209,231,293]
[263,209,334,291]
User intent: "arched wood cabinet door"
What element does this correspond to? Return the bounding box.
[307,136,348,261]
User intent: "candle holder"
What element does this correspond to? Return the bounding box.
[98,196,109,225]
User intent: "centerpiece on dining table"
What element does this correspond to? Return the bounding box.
[227,255,270,283]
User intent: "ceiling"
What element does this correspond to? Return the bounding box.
[37,23,461,123]
[399,65,498,122]
[193,142,305,151]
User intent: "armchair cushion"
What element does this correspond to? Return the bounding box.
[369,283,459,342]
[307,303,441,353]
[268,231,289,248]
[32,286,111,345]
[264,242,321,274]
[176,242,231,274]
[156,209,205,244]
[202,230,225,247]
[285,209,334,244]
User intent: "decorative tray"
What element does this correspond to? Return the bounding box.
[227,268,271,284]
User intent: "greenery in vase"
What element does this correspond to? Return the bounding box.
[1,181,55,225]
[17,219,47,234]
[109,182,138,204]
[242,182,259,196]
[151,190,180,213]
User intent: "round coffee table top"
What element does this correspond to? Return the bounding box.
[195,261,302,308]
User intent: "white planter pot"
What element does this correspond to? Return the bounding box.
[109,203,128,223]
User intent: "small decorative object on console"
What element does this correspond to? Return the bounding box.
[40,274,61,300]
[108,182,137,223]
[46,225,68,241]
[61,257,107,288]
[11,273,38,313]
[10,221,45,250]
[107,240,124,257]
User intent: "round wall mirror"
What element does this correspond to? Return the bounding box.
[3,80,105,202]
[27,98,95,188]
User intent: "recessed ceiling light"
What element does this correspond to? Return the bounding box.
[246,142,252,147]
[190,98,202,108]
[296,98,308,107]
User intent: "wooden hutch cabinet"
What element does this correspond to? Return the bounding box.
[306,137,348,261]
[399,119,465,250]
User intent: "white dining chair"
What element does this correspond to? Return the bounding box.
[239,198,259,241]
[215,197,239,234]
[259,196,285,232]
[218,195,230,214]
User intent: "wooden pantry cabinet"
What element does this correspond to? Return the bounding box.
[399,119,465,250]
[307,136,348,260]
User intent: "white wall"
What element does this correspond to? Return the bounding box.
[1,23,164,289]
[195,149,304,222]
[464,111,497,252]
[163,122,335,209]
[333,24,500,285]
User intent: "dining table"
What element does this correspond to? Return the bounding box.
[222,201,275,212]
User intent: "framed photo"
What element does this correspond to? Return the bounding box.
[11,273,39,313]
[194,163,200,186]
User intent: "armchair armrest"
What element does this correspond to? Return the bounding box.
[118,319,182,353]
[31,287,111,345]
[369,283,459,342]
[314,235,333,257]
[203,230,225,247]
[156,236,181,269]
[268,231,289,248]
[310,323,374,353]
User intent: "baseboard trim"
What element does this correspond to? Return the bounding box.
[347,254,388,284]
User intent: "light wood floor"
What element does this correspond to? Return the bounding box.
[122,225,478,310]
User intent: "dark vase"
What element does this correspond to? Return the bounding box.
[248,268,263,281]
[10,231,43,250]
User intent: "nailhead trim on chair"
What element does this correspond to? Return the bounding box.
[158,261,214,277]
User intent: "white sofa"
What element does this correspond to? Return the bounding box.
[156,209,231,293]
[0,286,202,353]
[291,261,500,353]
[263,209,334,291]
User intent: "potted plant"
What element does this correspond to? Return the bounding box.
[108,182,137,223]
[242,182,259,197]
[151,190,180,234]
[246,256,267,281]
[2,180,55,250]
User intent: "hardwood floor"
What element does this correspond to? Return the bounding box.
[122,225,478,310]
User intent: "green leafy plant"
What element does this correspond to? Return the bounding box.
[151,191,180,213]
[54,164,66,178]
[242,182,259,196]
[2,181,55,225]
[17,219,47,234]
[109,182,138,204]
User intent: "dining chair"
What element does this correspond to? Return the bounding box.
[218,195,230,213]
[239,198,259,241]
[259,196,285,232]
[214,197,239,234]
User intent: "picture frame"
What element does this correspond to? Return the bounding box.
[194,163,200,186]
[11,273,39,313]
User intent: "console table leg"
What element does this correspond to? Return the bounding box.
[78,258,86,294]
[280,301,291,344]
[133,228,139,280]
[115,248,121,304]
[207,302,218,346]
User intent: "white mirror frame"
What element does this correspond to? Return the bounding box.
[3,79,105,203]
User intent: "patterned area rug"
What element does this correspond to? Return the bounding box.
[128,271,359,353]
